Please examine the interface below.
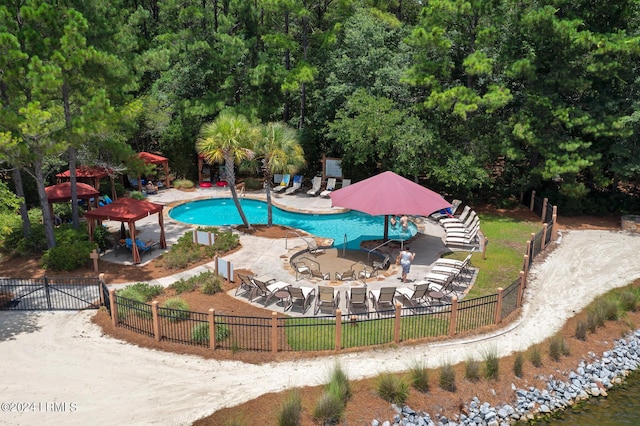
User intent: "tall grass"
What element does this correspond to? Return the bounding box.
[375,373,409,404]
[408,361,430,393]
[277,390,302,426]
[483,348,500,380]
[439,362,456,392]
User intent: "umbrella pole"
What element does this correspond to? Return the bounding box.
[384,215,389,241]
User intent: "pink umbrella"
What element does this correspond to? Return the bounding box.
[329,171,451,240]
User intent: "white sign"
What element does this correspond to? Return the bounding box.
[193,230,214,246]
[324,158,343,178]
[217,257,234,282]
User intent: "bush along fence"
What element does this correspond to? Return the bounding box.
[101,191,558,353]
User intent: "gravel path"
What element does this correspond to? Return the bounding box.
[1,230,640,425]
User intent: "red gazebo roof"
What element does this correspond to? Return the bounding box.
[56,166,111,179]
[45,182,100,202]
[138,152,168,165]
[84,197,163,222]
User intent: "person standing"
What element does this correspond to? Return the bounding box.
[396,246,415,283]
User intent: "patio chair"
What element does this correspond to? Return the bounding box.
[396,283,430,308]
[335,269,356,281]
[445,227,480,246]
[446,220,480,239]
[314,285,340,315]
[306,176,322,196]
[235,273,256,298]
[340,178,351,188]
[273,174,291,193]
[372,254,391,270]
[307,239,325,255]
[358,265,380,282]
[431,199,462,221]
[287,286,315,314]
[320,178,337,197]
[284,175,303,195]
[345,286,369,316]
[292,261,311,281]
[439,205,471,226]
[435,249,475,268]
[135,238,159,256]
[432,251,473,277]
[368,287,397,315]
[250,277,288,306]
[443,210,478,230]
[310,269,330,280]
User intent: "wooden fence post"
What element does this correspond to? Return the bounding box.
[448,297,458,337]
[151,301,160,342]
[271,312,278,353]
[109,288,118,327]
[541,223,548,250]
[209,308,216,351]
[482,237,489,260]
[494,288,504,325]
[541,198,548,223]
[335,309,342,351]
[523,254,529,274]
[214,255,219,274]
[517,271,526,308]
[394,304,402,344]
[530,190,536,211]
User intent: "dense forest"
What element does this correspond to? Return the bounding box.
[1,0,640,220]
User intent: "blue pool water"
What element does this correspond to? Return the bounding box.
[169,198,417,249]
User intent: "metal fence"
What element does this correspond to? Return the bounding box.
[158,307,209,347]
[0,277,101,311]
[215,314,272,351]
[115,294,154,337]
[456,294,498,334]
[500,278,521,319]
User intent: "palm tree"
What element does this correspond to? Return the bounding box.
[254,122,305,226]
[196,112,259,229]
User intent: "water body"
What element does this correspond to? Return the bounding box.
[169,198,417,249]
[535,370,640,425]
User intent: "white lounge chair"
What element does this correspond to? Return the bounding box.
[320,178,336,197]
[340,178,351,188]
[306,176,322,196]
[284,175,303,195]
[273,174,291,192]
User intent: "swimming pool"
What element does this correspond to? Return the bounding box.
[169,198,417,249]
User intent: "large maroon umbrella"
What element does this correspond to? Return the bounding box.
[329,171,451,240]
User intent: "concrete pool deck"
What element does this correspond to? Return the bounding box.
[98,185,475,316]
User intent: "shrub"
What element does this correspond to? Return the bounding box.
[439,363,456,392]
[596,298,619,321]
[325,363,351,403]
[191,323,231,343]
[169,278,197,294]
[592,304,608,328]
[465,358,481,382]
[586,311,598,333]
[575,320,588,341]
[619,291,638,312]
[312,391,343,425]
[115,290,151,320]
[200,273,223,294]
[129,190,146,200]
[163,297,190,321]
[375,373,409,404]
[277,390,302,426]
[408,361,430,393]
[92,225,111,252]
[41,240,96,271]
[242,177,263,191]
[119,283,163,301]
[513,353,524,378]
[529,346,543,368]
[174,179,195,190]
[483,349,499,380]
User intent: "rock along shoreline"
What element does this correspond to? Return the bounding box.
[374,328,640,426]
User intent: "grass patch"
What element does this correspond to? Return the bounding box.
[575,320,588,341]
[277,390,302,426]
[163,297,190,321]
[513,352,524,378]
[529,346,543,368]
[483,348,500,380]
[439,362,456,392]
[464,358,481,382]
[375,373,409,404]
[549,336,570,361]
[408,361,430,393]
[466,214,541,299]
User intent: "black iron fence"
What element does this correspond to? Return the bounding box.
[0,277,102,311]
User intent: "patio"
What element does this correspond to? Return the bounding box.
[98,185,477,317]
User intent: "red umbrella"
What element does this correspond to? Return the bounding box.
[329,171,451,240]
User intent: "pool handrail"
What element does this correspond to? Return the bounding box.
[285,231,314,249]
[366,239,404,261]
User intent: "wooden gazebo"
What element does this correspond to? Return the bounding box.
[56,166,117,200]
[136,152,171,191]
[45,182,100,223]
[84,197,167,264]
